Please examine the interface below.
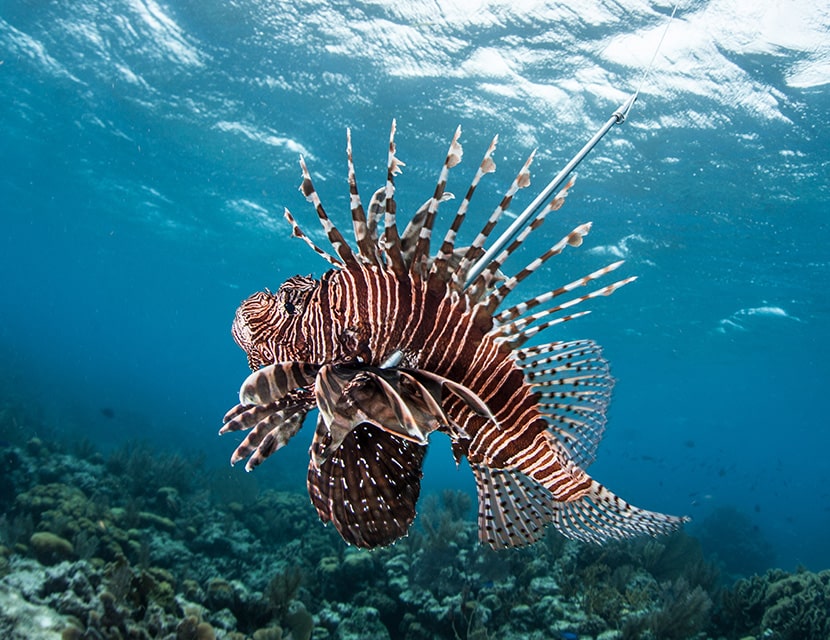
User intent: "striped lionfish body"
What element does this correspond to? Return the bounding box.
[222,122,688,549]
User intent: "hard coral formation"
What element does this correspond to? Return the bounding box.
[0,407,824,640]
[716,567,830,640]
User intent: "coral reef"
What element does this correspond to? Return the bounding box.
[0,403,825,639]
[714,567,830,640]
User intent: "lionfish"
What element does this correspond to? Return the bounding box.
[221,121,687,549]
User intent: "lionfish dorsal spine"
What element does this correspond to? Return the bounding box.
[299,156,360,269]
[432,134,498,282]
[496,276,637,340]
[409,125,463,276]
[382,119,408,277]
[481,178,580,313]
[282,206,342,267]
[346,128,381,266]
[495,260,626,323]
[451,149,536,294]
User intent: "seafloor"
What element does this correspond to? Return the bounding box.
[0,403,826,640]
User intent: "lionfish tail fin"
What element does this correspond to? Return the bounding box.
[551,479,689,544]
[473,465,553,549]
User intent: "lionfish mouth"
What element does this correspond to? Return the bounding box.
[220,119,688,550]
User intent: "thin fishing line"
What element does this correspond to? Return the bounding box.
[622,3,680,120]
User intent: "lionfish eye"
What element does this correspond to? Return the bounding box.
[284,300,296,314]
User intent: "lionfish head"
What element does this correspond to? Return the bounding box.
[231,275,318,368]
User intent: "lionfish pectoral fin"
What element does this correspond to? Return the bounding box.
[403,368,501,428]
[220,401,308,470]
[472,464,553,549]
[237,361,319,405]
[312,364,434,468]
[310,412,360,469]
[240,411,306,471]
[307,424,427,548]
[312,365,356,466]
[517,339,613,468]
[364,372,433,443]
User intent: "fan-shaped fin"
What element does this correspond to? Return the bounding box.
[472,464,554,549]
[516,339,613,468]
[308,423,426,548]
[550,478,690,543]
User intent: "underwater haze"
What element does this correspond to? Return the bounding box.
[1,0,829,637]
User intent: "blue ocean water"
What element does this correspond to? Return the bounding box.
[1,0,828,584]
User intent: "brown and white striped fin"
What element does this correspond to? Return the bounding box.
[516,340,613,468]
[308,423,426,548]
[549,477,690,543]
[346,128,381,265]
[381,119,408,277]
[299,156,360,269]
[473,464,554,549]
[471,177,577,305]
[220,402,277,434]
[495,260,625,323]
[401,195,454,267]
[493,276,637,346]
[366,187,386,252]
[283,207,342,267]
[409,126,463,276]
[452,150,536,293]
[221,387,315,436]
[403,368,500,429]
[236,361,319,406]
[241,411,307,471]
[312,364,447,468]
[494,431,687,543]
[432,135,498,282]
[495,310,592,350]
[229,407,307,470]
